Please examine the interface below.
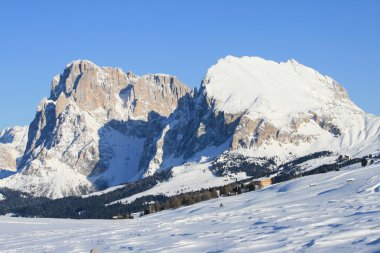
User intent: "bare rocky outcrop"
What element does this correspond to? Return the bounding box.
[0,126,28,171]
[230,112,343,149]
[126,74,190,120]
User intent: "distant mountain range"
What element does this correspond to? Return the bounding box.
[1,56,379,198]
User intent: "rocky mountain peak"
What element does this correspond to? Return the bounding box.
[50,60,100,100]
[49,60,190,121]
[0,60,191,198]
[127,73,190,120]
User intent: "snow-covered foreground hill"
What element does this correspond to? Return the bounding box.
[1,163,380,253]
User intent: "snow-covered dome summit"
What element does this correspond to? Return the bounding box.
[203,55,358,126]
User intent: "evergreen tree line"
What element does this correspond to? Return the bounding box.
[0,152,376,219]
[272,155,371,184]
[0,169,173,219]
[0,175,259,219]
[211,153,276,177]
[140,179,260,216]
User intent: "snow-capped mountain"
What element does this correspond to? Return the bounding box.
[0,56,379,198]
[204,56,380,158]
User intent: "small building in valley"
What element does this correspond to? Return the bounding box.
[250,178,272,189]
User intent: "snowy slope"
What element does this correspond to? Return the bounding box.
[204,56,357,122]
[107,161,247,205]
[1,163,380,252]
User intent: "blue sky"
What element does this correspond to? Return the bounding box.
[0,0,379,129]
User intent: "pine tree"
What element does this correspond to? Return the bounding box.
[361,158,368,167]
[201,192,211,201]
[221,185,232,196]
[210,188,219,198]
[169,197,181,208]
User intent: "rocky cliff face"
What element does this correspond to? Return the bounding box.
[0,56,379,198]
[0,60,190,198]
[0,126,28,172]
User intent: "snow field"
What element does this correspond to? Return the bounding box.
[1,163,379,252]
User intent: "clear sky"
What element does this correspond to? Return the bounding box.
[0,0,379,129]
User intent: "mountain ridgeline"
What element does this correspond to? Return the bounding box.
[0,56,379,198]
